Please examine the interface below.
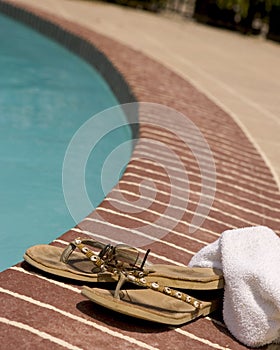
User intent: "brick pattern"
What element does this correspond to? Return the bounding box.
[0,1,279,349]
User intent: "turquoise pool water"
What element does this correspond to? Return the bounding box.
[0,14,132,271]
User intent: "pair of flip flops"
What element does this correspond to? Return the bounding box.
[24,237,224,325]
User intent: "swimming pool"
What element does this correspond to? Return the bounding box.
[0,13,132,271]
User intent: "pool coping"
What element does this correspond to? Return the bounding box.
[0,0,139,137]
[0,1,280,349]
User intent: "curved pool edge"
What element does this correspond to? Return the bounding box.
[0,0,139,138]
[0,1,280,349]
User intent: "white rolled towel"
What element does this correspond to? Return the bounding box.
[189,226,280,347]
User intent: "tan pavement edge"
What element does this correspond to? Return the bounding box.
[11,0,280,188]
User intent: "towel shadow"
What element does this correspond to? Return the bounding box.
[265,345,280,350]
[209,310,271,349]
[76,300,170,334]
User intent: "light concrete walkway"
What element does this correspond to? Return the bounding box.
[13,0,280,187]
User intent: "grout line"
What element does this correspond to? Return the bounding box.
[0,286,159,350]
[171,327,232,350]
[0,317,83,350]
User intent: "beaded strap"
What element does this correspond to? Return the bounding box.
[60,237,106,271]
[61,237,150,274]
[73,238,105,269]
[126,274,202,309]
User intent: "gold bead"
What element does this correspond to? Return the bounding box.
[175,292,182,299]
[164,287,171,295]
[151,282,159,290]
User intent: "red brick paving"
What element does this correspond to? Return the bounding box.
[0,1,279,349]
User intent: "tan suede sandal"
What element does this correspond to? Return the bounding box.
[23,237,144,282]
[24,237,223,289]
[82,271,222,325]
[145,265,223,290]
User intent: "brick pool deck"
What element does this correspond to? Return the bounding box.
[0,1,280,349]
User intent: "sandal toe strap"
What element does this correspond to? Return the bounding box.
[60,237,151,273]
[114,272,202,310]
[60,238,106,271]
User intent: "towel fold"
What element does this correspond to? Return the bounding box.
[189,226,280,347]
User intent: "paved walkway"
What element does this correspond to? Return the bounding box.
[12,0,280,187]
[1,1,280,349]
